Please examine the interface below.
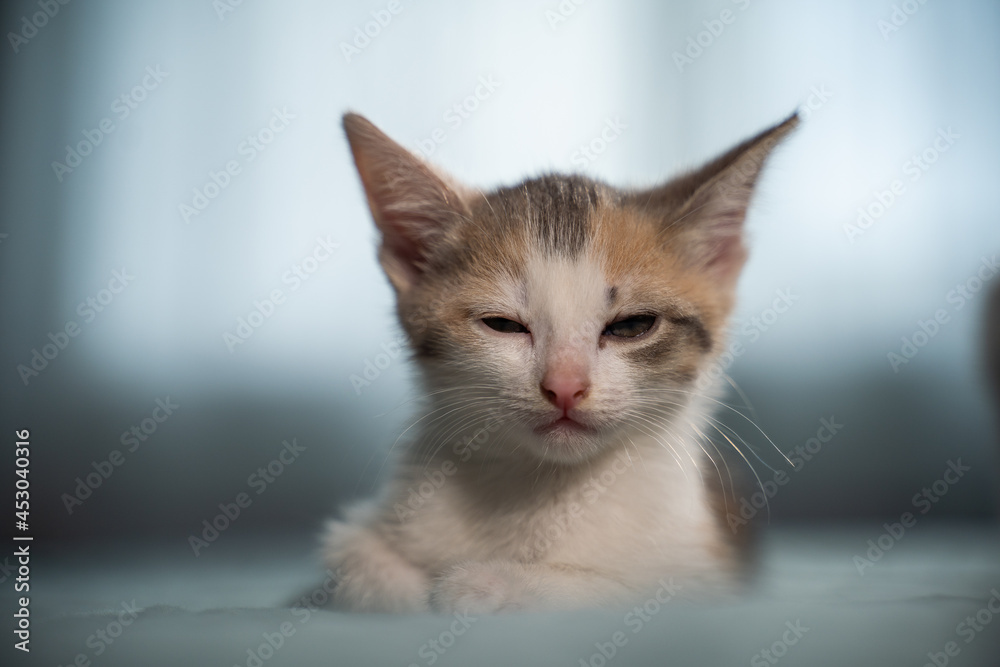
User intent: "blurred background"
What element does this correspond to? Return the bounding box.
[1,0,998,554]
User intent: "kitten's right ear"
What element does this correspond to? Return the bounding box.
[343,113,471,293]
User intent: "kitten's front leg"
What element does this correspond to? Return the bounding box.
[431,560,635,614]
[322,511,430,612]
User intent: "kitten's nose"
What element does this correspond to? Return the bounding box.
[540,373,589,414]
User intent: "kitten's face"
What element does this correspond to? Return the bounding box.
[345,113,797,465]
[398,180,731,464]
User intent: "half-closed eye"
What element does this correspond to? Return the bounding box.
[482,317,530,334]
[603,314,656,338]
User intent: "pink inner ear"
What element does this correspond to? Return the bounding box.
[383,227,425,271]
[703,231,747,279]
[379,209,441,272]
[683,191,749,279]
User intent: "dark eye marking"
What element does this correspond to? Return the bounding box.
[603,314,657,338]
[667,314,712,351]
[482,317,529,334]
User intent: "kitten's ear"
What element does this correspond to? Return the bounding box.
[343,113,472,293]
[639,113,799,286]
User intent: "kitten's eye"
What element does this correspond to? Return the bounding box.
[604,314,656,338]
[482,317,530,334]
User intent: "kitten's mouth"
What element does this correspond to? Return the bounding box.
[534,415,595,435]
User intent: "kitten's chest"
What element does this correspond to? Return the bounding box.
[394,450,705,567]
[429,480,591,564]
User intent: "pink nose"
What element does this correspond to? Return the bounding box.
[540,373,589,414]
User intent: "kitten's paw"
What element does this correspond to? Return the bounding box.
[323,518,430,612]
[431,561,530,614]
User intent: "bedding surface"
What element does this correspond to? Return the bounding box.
[18,523,1000,667]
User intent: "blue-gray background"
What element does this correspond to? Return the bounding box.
[1,0,999,547]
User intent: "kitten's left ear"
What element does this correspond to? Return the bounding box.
[639,113,799,285]
[343,112,472,293]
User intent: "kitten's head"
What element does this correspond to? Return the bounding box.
[344,112,797,465]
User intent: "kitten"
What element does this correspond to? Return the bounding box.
[323,111,798,613]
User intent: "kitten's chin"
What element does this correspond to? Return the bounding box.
[534,416,593,437]
[529,418,607,465]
